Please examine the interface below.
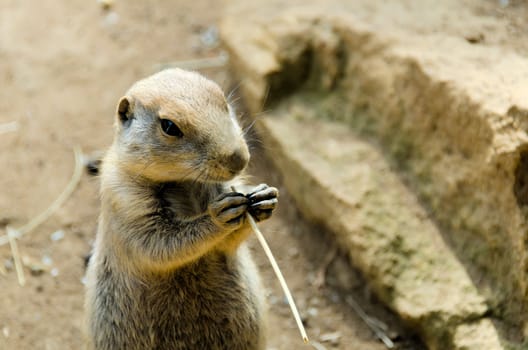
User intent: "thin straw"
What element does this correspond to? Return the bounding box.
[7,227,25,286]
[246,212,309,343]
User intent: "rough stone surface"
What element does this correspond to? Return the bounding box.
[221,0,528,348]
[259,108,488,349]
[452,319,503,350]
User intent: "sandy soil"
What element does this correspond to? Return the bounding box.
[0,1,425,349]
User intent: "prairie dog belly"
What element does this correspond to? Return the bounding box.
[87,244,265,350]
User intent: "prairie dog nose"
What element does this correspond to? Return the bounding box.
[227,146,250,173]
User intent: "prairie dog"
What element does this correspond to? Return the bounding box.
[84,68,278,350]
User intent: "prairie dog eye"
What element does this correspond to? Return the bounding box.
[160,119,183,137]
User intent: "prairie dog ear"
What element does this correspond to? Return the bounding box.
[117,96,133,125]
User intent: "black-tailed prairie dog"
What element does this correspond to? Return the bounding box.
[84,68,278,350]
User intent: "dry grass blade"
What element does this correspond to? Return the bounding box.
[246,213,310,344]
[0,259,6,276]
[0,146,84,246]
[346,296,394,348]
[0,121,19,134]
[231,185,309,343]
[6,227,25,286]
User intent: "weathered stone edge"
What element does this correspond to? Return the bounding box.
[257,106,495,348]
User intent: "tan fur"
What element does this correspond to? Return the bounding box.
[84,69,278,350]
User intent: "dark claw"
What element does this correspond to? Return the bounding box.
[247,186,278,203]
[244,185,278,223]
[250,198,277,210]
[247,184,268,198]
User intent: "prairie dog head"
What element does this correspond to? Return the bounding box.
[112,68,249,183]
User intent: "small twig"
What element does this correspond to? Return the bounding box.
[0,121,19,134]
[346,296,394,348]
[153,52,229,72]
[6,227,25,286]
[0,146,83,246]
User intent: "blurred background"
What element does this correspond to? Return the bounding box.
[1,1,527,349]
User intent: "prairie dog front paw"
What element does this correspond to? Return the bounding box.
[247,184,279,222]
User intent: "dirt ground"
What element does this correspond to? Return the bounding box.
[0,1,428,349]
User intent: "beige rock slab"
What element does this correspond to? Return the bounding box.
[257,105,488,349]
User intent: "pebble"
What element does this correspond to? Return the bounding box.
[4,259,13,271]
[319,331,342,345]
[42,254,53,266]
[50,230,65,242]
[287,247,299,258]
[102,11,120,27]
[307,307,319,317]
[199,26,219,48]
